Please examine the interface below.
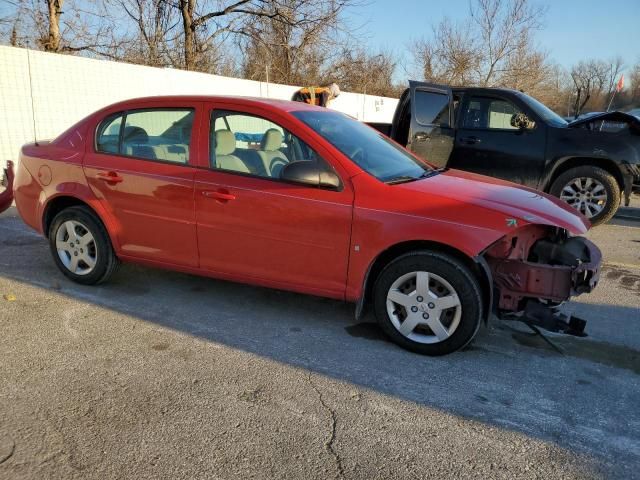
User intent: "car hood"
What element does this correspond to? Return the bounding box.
[396,169,590,235]
[567,111,640,128]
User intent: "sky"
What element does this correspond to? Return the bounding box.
[353,0,640,79]
[2,0,637,79]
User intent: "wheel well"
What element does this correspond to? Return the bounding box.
[361,241,490,318]
[43,196,92,238]
[545,157,624,192]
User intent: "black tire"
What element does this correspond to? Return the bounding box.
[373,251,482,356]
[549,166,620,226]
[48,206,119,285]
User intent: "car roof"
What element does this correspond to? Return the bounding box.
[101,95,327,113]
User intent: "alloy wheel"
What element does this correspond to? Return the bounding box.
[386,271,462,344]
[55,220,97,275]
[559,177,608,219]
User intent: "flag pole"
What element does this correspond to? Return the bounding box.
[606,74,625,112]
[605,90,617,112]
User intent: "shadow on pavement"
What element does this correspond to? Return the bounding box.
[1,207,639,474]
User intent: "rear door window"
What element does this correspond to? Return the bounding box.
[96,108,194,164]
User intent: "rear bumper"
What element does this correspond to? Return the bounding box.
[0,160,15,213]
[485,234,601,312]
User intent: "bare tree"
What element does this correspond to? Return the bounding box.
[570,57,624,115]
[327,48,400,97]
[175,0,276,72]
[630,61,640,106]
[412,18,479,86]
[238,0,361,85]
[108,0,178,66]
[43,0,64,51]
[1,0,120,55]
[411,0,549,91]
[471,0,546,85]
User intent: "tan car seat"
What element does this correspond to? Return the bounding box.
[214,130,249,173]
[258,129,289,177]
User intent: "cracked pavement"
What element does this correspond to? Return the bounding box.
[1,201,639,479]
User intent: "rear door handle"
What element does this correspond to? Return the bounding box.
[202,190,236,202]
[96,171,124,183]
[460,136,481,145]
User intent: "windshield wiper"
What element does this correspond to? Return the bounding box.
[385,169,442,185]
[385,175,417,185]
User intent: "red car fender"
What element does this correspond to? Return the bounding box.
[0,161,15,214]
[39,187,123,251]
[15,152,122,251]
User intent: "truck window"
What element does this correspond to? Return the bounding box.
[462,97,522,130]
[414,91,450,127]
[488,100,519,129]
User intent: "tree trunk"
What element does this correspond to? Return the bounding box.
[10,21,18,46]
[180,0,196,70]
[46,0,64,52]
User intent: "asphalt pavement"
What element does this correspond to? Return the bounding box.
[0,200,639,480]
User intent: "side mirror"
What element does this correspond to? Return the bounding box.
[510,113,536,130]
[280,161,341,190]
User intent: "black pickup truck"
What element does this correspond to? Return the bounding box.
[370,81,640,225]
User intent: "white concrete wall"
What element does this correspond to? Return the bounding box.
[0,45,398,169]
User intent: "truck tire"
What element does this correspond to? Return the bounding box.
[550,166,620,226]
[373,251,482,356]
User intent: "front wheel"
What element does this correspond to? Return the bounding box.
[550,166,620,226]
[373,251,483,356]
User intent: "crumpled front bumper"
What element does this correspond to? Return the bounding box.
[0,160,15,214]
[484,228,602,312]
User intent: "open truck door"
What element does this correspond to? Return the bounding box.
[406,81,454,169]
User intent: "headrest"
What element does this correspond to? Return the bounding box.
[123,126,148,143]
[215,130,236,155]
[261,129,283,152]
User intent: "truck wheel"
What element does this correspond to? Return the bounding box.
[550,166,620,226]
[48,206,119,285]
[373,251,482,356]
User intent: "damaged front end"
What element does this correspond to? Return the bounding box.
[483,224,601,335]
[0,160,15,214]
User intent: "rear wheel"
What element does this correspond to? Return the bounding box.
[49,206,119,285]
[550,166,620,226]
[373,251,482,356]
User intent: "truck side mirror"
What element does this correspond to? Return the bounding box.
[510,113,536,130]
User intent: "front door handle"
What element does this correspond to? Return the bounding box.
[460,136,481,145]
[414,133,430,142]
[96,171,124,183]
[202,190,236,202]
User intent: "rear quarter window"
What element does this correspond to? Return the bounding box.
[95,108,194,164]
[96,114,122,154]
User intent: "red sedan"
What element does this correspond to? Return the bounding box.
[11,96,601,355]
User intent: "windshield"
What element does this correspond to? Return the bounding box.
[292,110,432,183]
[516,92,567,127]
